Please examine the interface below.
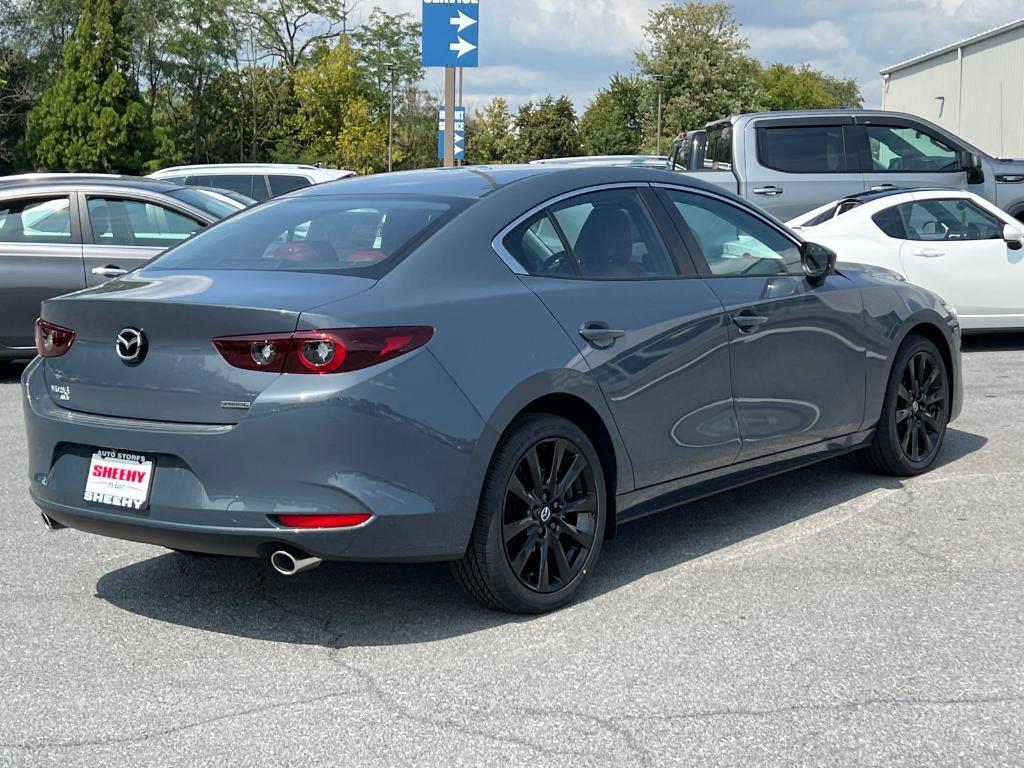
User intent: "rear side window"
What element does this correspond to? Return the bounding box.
[758,126,847,173]
[151,196,458,276]
[268,175,311,196]
[705,125,732,170]
[207,174,270,200]
[872,206,906,239]
[0,196,73,244]
[502,189,677,279]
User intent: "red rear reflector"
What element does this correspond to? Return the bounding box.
[213,327,434,374]
[35,319,76,358]
[276,514,371,529]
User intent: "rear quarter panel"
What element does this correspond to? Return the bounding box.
[297,191,637,545]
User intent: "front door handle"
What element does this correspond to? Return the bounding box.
[869,184,897,192]
[92,265,128,278]
[911,249,944,258]
[753,186,783,197]
[579,322,625,345]
[732,311,768,332]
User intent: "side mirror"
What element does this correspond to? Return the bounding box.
[957,150,984,184]
[1004,223,1024,251]
[801,241,837,284]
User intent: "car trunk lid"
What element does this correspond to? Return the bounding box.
[41,269,375,424]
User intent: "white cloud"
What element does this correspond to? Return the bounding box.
[368,0,1023,112]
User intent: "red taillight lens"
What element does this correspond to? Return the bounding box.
[275,514,372,529]
[35,319,76,358]
[213,327,434,374]
[213,333,292,373]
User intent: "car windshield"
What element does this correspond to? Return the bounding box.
[150,195,461,275]
[166,187,248,219]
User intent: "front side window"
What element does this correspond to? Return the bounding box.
[898,198,1005,242]
[759,126,847,173]
[87,197,203,247]
[0,196,73,244]
[502,189,677,279]
[664,189,802,276]
[867,126,959,173]
[151,196,457,275]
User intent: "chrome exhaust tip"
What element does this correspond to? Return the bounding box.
[270,549,322,576]
[40,512,65,532]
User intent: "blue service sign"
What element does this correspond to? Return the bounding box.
[422,1,479,68]
[437,106,466,160]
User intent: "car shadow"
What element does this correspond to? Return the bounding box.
[962,331,1024,352]
[0,362,27,384]
[95,428,987,647]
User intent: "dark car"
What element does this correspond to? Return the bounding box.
[23,165,962,613]
[0,174,249,359]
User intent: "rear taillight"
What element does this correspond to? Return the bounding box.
[35,319,75,357]
[213,327,434,374]
[275,514,372,529]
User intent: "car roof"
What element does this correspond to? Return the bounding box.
[151,163,350,174]
[837,187,963,206]
[0,173,185,194]
[290,164,737,202]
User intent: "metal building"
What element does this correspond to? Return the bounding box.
[881,18,1024,158]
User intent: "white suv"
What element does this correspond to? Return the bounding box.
[149,163,355,201]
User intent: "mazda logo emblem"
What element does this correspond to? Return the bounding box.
[116,328,147,365]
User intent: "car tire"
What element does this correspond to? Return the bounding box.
[452,414,607,614]
[860,335,950,477]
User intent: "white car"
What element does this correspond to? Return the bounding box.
[149,163,355,202]
[789,188,1024,330]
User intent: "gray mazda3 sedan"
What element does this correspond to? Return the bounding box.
[22,165,963,613]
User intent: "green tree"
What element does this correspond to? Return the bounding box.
[244,0,348,71]
[161,0,238,163]
[24,0,151,171]
[515,95,580,161]
[635,2,759,145]
[757,62,862,111]
[466,96,516,164]
[293,37,386,172]
[352,8,423,103]
[579,74,648,155]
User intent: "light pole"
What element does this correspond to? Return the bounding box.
[387,62,397,173]
[653,74,666,156]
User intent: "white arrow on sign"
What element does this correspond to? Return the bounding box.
[449,9,477,33]
[449,36,477,58]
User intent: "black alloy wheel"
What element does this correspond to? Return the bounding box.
[453,414,607,613]
[860,335,950,477]
[895,349,946,463]
[501,437,598,593]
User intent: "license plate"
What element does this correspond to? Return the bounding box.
[84,450,154,511]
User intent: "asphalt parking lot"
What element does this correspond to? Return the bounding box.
[1,337,1022,767]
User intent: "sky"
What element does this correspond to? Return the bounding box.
[366,0,1023,116]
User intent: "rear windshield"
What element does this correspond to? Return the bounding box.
[149,195,460,276]
[166,187,246,219]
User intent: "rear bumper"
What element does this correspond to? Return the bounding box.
[22,353,489,562]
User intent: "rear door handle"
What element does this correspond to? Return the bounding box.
[579,322,625,345]
[911,249,944,258]
[732,311,768,332]
[869,184,897,192]
[91,265,128,278]
[753,186,783,197]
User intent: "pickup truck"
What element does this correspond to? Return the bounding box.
[673,109,1024,222]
